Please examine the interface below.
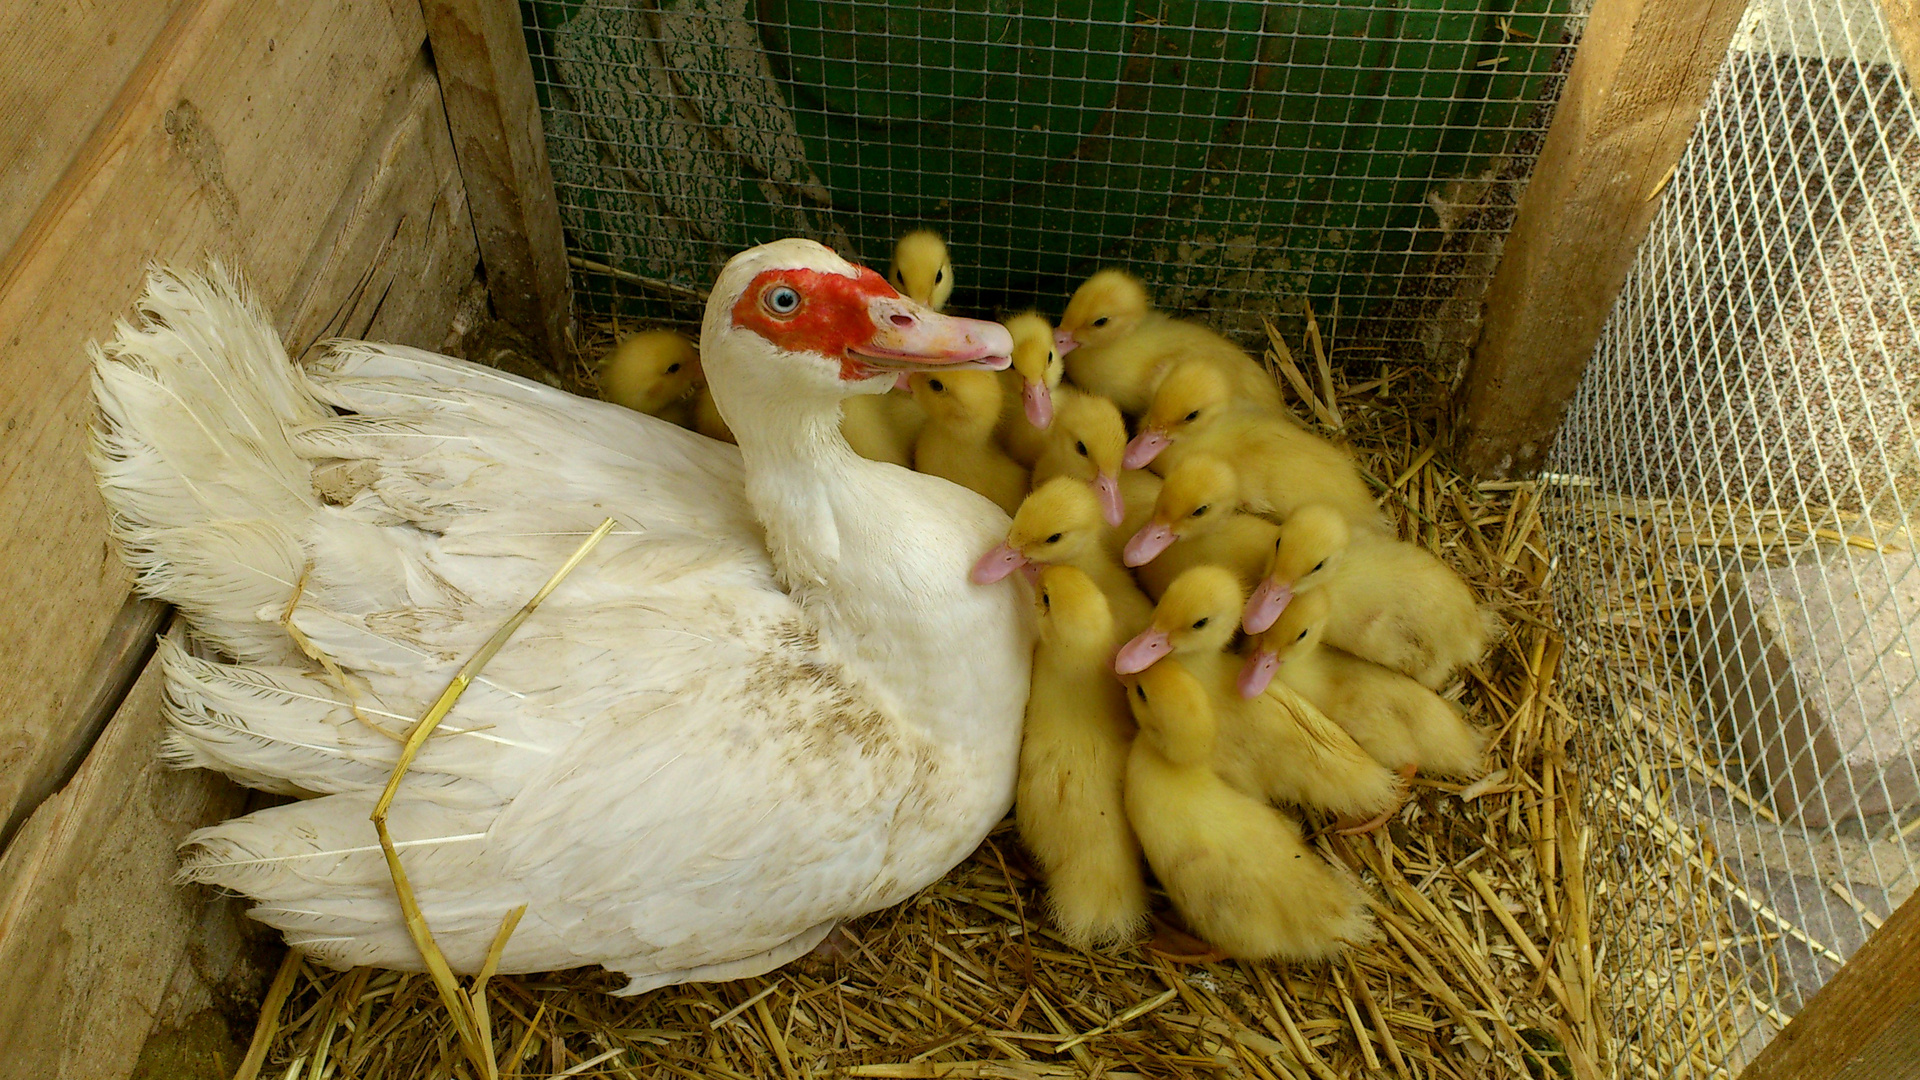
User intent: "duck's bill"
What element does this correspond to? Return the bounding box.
[1093,472,1124,527]
[1123,429,1169,470]
[1023,380,1054,428]
[1113,627,1171,675]
[1241,578,1293,634]
[971,542,1030,585]
[1053,330,1080,356]
[1123,521,1175,566]
[854,300,1012,373]
[1237,650,1280,699]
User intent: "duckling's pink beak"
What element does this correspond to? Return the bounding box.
[1123,429,1169,470]
[1053,330,1080,356]
[1238,650,1280,698]
[1023,380,1054,429]
[1093,472,1124,526]
[1123,520,1176,566]
[971,542,1030,585]
[1114,627,1172,675]
[1242,578,1293,634]
[893,373,913,391]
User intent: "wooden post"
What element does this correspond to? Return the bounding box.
[1883,0,1920,100]
[1738,888,1920,1080]
[1451,0,1748,479]
[421,0,572,360]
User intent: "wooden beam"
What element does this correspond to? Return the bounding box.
[421,0,572,360]
[1883,0,1920,101]
[1738,888,1920,1080]
[1451,0,1749,479]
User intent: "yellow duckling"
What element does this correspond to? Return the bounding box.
[1018,566,1149,948]
[1112,567,1401,820]
[889,229,954,311]
[1031,390,1158,533]
[841,393,927,468]
[1239,588,1486,832]
[1054,269,1282,416]
[1123,659,1374,962]
[910,370,1029,515]
[598,329,702,424]
[693,385,735,443]
[1122,453,1280,600]
[1124,362,1380,530]
[1242,504,1496,689]
[997,312,1065,466]
[971,477,1153,635]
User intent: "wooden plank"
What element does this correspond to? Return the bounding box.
[1450,0,1749,479]
[0,1,183,260]
[422,0,573,360]
[0,653,251,1080]
[1738,888,1920,1080]
[1883,0,1920,101]
[0,0,429,838]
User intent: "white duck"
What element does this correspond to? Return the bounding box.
[89,240,1030,995]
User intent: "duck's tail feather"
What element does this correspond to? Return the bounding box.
[91,265,326,663]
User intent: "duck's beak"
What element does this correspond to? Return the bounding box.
[1023,380,1054,428]
[1093,471,1124,527]
[1053,330,1080,356]
[1123,520,1176,566]
[1123,429,1169,469]
[1242,578,1293,634]
[1237,650,1280,699]
[893,373,913,392]
[854,298,1012,373]
[971,542,1030,585]
[1114,627,1171,675]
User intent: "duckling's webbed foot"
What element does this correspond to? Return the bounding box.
[1330,763,1419,835]
[1146,912,1230,964]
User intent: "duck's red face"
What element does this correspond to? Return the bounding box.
[731,266,1010,382]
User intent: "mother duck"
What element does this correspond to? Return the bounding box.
[90,239,1031,994]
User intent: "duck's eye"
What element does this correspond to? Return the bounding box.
[1041,592,1051,609]
[1092,316,1109,328]
[1135,684,1147,700]
[1184,410,1201,422]
[1046,532,1064,544]
[929,378,945,392]
[1192,617,1210,629]
[934,267,945,284]
[764,285,802,315]
[1311,560,1326,573]
[1297,628,1310,641]
[666,362,681,374]
[1192,505,1209,517]
[1075,440,1088,456]
[1048,350,1058,365]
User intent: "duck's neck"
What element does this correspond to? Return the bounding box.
[732,392,868,588]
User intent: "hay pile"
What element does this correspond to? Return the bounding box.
[238,313,1597,1080]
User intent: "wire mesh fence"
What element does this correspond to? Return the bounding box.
[1543,0,1920,1072]
[519,0,1582,357]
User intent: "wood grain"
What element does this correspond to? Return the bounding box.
[1884,0,1920,102]
[422,0,573,360]
[1451,0,1749,479]
[1738,888,1920,1080]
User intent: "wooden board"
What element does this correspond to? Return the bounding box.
[1737,888,1920,1080]
[0,0,443,836]
[1884,0,1920,101]
[0,654,252,1080]
[423,0,572,360]
[1450,0,1749,479]
[0,0,183,260]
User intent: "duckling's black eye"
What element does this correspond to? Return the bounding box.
[765,285,802,315]
[1045,532,1064,544]
[1184,410,1201,422]
[1192,505,1209,517]
[934,268,945,284]
[1192,617,1210,629]
[929,379,945,392]
[1297,628,1310,641]
[1075,440,1088,456]
[1092,316,1109,328]
[1041,592,1051,609]
[666,362,681,374]
[1135,685,1147,700]
[1311,560,1326,573]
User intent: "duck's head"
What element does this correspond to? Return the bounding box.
[599,329,702,415]
[1242,504,1349,634]
[702,239,1008,419]
[889,230,954,312]
[1056,270,1147,355]
[1114,565,1242,675]
[1123,454,1237,567]
[1034,564,1113,652]
[971,477,1103,585]
[1042,393,1128,526]
[910,369,1003,438]
[1124,361,1232,469]
[1237,588,1330,698]
[1123,658,1214,765]
[1003,312,1062,429]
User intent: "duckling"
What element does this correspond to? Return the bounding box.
[1122,454,1280,600]
[1031,390,1158,536]
[599,329,702,424]
[842,392,927,468]
[1241,586,1486,781]
[971,477,1153,634]
[692,385,735,444]
[1054,270,1282,416]
[1113,567,1401,820]
[1018,566,1149,947]
[889,229,954,311]
[1125,363,1381,530]
[1123,660,1374,962]
[911,370,1029,515]
[998,312,1065,466]
[1242,504,1495,689]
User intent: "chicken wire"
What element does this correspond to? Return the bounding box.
[519,0,1583,357]
[1542,0,1920,1073]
